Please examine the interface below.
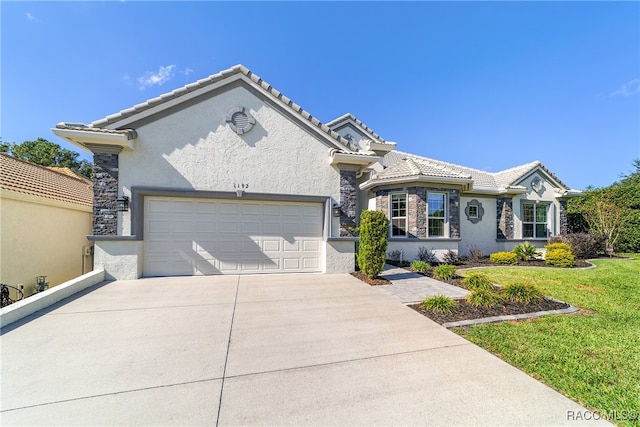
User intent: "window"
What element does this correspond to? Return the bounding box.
[427,193,446,237]
[522,202,548,238]
[468,205,478,219]
[390,193,407,236]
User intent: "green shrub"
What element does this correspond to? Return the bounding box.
[489,251,518,265]
[410,260,431,273]
[443,249,464,265]
[432,264,457,280]
[466,289,503,307]
[416,246,439,265]
[548,234,607,259]
[545,249,575,267]
[421,295,457,313]
[545,242,571,252]
[503,282,543,304]
[356,210,389,279]
[513,241,539,261]
[461,273,495,291]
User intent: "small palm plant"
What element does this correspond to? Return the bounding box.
[513,241,539,261]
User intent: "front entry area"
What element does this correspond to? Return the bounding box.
[143,196,323,276]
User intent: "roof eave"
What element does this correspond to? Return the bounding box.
[360,175,473,191]
[52,126,136,152]
[330,151,381,168]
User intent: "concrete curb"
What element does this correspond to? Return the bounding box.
[442,304,580,329]
[1,269,106,329]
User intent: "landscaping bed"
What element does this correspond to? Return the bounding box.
[409,298,569,325]
[350,270,392,286]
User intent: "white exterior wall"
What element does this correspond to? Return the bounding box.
[512,172,562,240]
[459,196,497,256]
[386,240,459,263]
[93,241,143,280]
[0,192,92,296]
[118,86,342,238]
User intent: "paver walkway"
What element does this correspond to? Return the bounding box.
[376,264,469,303]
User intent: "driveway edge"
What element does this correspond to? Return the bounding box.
[0,269,106,329]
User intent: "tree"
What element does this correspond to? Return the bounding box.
[568,159,640,252]
[3,138,93,179]
[357,210,389,278]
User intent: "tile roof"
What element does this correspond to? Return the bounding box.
[47,167,93,185]
[0,154,93,207]
[87,64,362,155]
[380,151,571,192]
[325,113,393,145]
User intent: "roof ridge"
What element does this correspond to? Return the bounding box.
[325,113,387,143]
[88,64,355,153]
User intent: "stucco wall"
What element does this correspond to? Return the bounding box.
[386,240,459,263]
[459,196,497,256]
[118,85,342,237]
[94,240,143,280]
[511,172,562,240]
[325,240,357,273]
[0,193,92,296]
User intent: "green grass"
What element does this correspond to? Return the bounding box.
[454,254,640,427]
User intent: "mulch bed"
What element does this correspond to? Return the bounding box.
[351,257,595,325]
[409,298,569,325]
[350,270,392,286]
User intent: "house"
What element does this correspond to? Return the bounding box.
[52,64,581,280]
[0,154,93,295]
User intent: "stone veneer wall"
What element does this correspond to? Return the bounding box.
[339,170,357,237]
[496,197,514,239]
[559,200,568,235]
[376,187,460,238]
[93,153,119,235]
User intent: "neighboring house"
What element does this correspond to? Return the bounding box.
[0,154,93,295]
[52,64,581,280]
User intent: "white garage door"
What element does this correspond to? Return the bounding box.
[143,197,324,276]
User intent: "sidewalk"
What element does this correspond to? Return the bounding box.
[376,264,469,303]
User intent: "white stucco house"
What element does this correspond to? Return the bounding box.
[52,64,581,280]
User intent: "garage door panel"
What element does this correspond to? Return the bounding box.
[283,258,300,270]
[241,221,261,234]
[144,197,323,276]
[303,240,320,252]
[263,222,281,234]
[303,257,320,269]
[262,240,280,252]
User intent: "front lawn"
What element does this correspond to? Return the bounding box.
[453,254,640,427]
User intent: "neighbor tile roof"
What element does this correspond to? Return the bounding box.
[87,64,361,154]
[0,154,93,207]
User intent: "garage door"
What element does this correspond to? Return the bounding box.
[143,197,324,276]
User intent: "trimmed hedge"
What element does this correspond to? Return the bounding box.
[545,249,575,267]
[548,234,607,259]
[490,251,518,265]
[357,210,389,278]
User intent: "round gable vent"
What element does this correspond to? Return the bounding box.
[226,106,256,135]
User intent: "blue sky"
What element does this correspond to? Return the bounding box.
[2,1,639,190]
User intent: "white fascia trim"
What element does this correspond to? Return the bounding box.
[367,140,397,153]
[98,74,354,154]
[51,127,135,151]
[98,74,246,129]
[360,175,474,191]
[555,189,584,198]
[330,151,381,167]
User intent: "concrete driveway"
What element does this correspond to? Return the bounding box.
[1,274,608,426]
